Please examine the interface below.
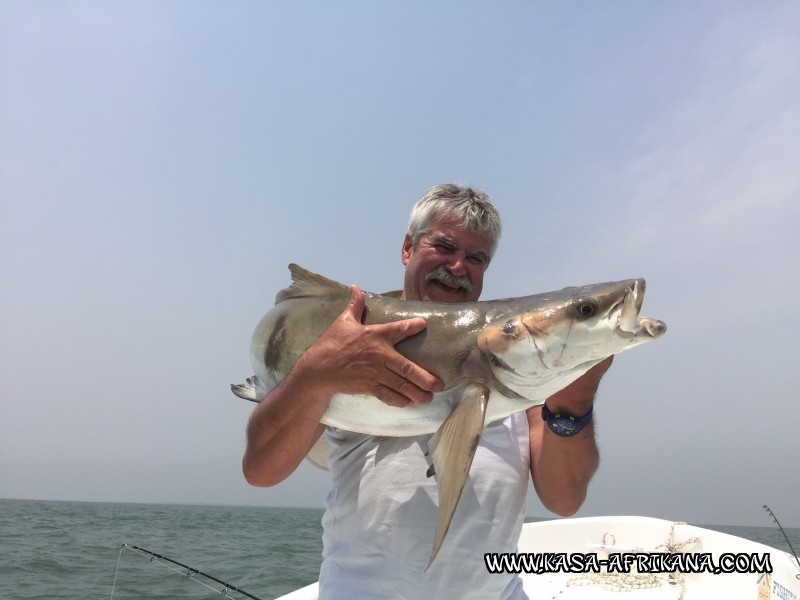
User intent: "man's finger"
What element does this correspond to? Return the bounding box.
[371,385,413,408]
[385,353,443,394]
[341,285,365,323]
[379,316,428,344]
[379,369,436,405]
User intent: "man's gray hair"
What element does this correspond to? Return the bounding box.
[407,184,502,260]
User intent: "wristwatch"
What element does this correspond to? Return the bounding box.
[541,403,593,437]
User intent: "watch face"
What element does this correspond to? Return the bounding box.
[549,418,580,437]
[542,404,592,437]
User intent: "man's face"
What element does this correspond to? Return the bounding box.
[401,218,491,303]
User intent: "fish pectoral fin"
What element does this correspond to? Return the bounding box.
[230,376,265,403]
[425,383,489,570]
[305,434,331,471]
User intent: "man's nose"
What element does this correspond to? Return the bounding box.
[446,254,467,276]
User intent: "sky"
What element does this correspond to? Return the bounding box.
[1,1,798,528]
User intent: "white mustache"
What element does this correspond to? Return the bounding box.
[425,266,473,292]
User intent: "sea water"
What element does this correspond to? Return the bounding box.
[0,499,323,600]
[1,499,798,600]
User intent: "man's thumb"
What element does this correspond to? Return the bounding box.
[343,285,366,322]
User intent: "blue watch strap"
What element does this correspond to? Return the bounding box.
[541,404,594,437]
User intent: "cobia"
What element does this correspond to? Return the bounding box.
[233,264,666,567]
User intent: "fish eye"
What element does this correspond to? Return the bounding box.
[574,299,598,319]
[502,319,517,335]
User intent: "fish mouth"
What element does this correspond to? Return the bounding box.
[614,279,667,338]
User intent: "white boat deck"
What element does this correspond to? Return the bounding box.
[275,516,800,600]
[515,516,797,599]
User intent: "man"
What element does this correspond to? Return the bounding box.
[243,184,611,599]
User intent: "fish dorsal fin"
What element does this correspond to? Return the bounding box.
[381,290,403,299]
[276,264,349,304]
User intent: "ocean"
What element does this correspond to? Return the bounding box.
[1,498,798,600]
[0,499,323,600]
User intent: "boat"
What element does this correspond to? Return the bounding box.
[274,515,800,600]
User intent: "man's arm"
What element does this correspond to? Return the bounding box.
[242,285,443,487]
[527,356,612,516]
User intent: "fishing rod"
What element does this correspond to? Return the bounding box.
[111,543,264,600]
[763,504,800,578]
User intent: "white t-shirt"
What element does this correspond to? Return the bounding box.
[319,412,531,600]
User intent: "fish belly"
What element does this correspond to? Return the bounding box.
[320,384,540,437]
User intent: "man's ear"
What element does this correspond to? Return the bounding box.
[401,234,414,266]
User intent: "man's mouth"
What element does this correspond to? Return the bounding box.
[426,266,472,294]
[430,280,464,297]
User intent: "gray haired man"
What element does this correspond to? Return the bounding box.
[243,184,611,599]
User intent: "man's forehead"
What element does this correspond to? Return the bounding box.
[424,220,490,247]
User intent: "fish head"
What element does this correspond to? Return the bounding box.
[477,279,666,397]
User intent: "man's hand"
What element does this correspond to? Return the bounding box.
[243,285,443,486]
[544,356,613,415]
[300,285,443,407]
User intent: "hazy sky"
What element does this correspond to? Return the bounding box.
[2,1,798,528]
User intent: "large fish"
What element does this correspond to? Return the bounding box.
[233,264,666,567]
